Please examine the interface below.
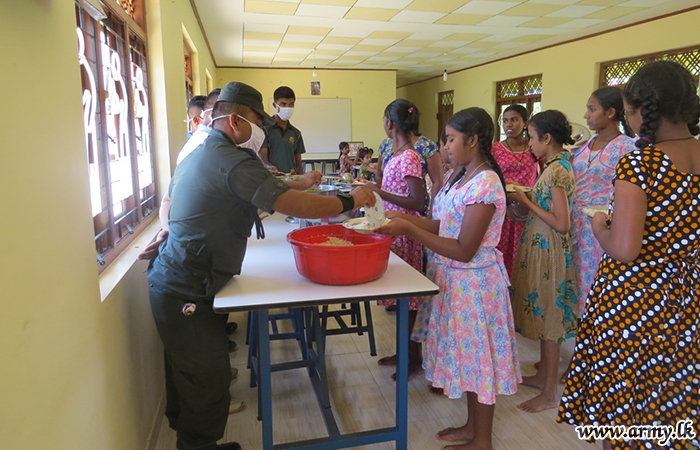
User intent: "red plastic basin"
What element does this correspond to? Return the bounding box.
[287,224,395,285]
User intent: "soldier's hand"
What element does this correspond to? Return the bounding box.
[350,186,376,209]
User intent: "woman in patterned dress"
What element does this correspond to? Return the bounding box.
[337,141,354,175]
[572,87,636,316]
[492,104,539,277]
[364,99,427,380]
[558,61,699,450]
[553,88,638,385]
[378,108,520,450]
[509,110,578,413]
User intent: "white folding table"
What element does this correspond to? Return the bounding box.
[214,213,439,450]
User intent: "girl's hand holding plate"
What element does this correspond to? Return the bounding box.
[507,187,530,205]
[384,210,404,220]
[361,181,380,193]
[589,210,609,233]
[375,217,410,237]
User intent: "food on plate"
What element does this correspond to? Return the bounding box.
[318,236,354,246]
[583,206,609,217]
[343,217,390,234]
[505,184,532,193]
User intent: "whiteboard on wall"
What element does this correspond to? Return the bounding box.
[268,98,351,154]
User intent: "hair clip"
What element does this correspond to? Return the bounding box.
[408,107,414,114]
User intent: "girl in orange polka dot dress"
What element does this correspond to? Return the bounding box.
[558,61,700,450]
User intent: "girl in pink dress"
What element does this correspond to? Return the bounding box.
[337,141,354,175]
[378,107,520,450]
[492,104,539,277]
[364,99,427,380]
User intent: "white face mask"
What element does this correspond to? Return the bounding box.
[211,114,266,153]
[200,107,213,126]
[276,106,294,121]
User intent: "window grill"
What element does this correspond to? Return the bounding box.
[76,2,156,270]
[600,46,700,87]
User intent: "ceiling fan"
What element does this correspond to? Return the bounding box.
[565,122,592,150]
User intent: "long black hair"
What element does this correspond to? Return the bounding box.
[591,86,633,137]
[623,60,700,149]
[446,107,506,190]
[529,110,576,147]
[384,99,420,139]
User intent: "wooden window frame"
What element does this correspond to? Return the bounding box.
[495,74,542,140]
[437,90,454,141]
[76,0,158,272]
[184,42,194,103]
[599,45,700,88]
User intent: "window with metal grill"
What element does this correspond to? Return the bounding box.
[76,0,157,271]
[599,46,700,88]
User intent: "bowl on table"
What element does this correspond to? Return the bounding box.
[305,185,339,196]
[287,224,394,285]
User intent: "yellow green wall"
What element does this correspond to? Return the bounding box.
[217,68,396,151]
[397,8,700,143]
[0,0,214,449]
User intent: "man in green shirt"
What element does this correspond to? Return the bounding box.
[144,82,373,450]
[259,86,305,174]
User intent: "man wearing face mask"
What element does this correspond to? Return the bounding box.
[184,95,206,139]
[144,82,375,450]
[177,88,221,165]
[259,86,305,174]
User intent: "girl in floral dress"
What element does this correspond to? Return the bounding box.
[378,107,520,450]
[553,88,638,386]
[337,141,354,176]
[572,87,636,316]
[492,104,539,277]
[364,99,427,380]
[559,61,699,450]
[509,110,578,413]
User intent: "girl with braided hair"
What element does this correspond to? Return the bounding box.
[509,109,578,414]
[559,60,700,450]
[378,107,521,450]
[364,99,427,380]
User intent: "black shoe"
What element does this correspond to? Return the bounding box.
[225,322,238,335]
[385,304,397,312]
[228,340,237,352]
[216,443,241,450]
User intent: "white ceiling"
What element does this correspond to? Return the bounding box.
[191,0,699,85]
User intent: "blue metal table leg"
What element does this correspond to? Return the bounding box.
[395,298,409,450]
[363,301,377,357]
[293,307,308,359]
[350,302,358,327]
[250,311,258,388]
[245,311,252,345]
[257,309,274,450]
[309,306,340,436]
